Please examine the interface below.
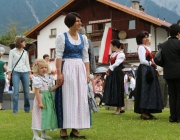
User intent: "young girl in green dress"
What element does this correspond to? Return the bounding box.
[31,59,59,140]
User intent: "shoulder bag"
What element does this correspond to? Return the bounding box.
[87,83,98,113]
[145,63,154,85]
[10,50,24,86]
[142,46,154,85]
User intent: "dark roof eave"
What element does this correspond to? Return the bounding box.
[161,24,171,28]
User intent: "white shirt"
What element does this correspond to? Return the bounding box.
[8,48,31,72]
[109,50,125,71]
[129,78,136,90]
[124,74,128,83]
[157,66,163,75]
[138,45,152,66]
[55,32,89,63]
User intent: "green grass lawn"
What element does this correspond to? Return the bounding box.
[0,107,179,140]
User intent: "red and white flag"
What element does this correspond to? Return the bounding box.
[98,26,112,64]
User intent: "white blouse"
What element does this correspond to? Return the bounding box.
[8,48,31,72]
[109,50,125,71]
[55,32,89,63]
[32,74,54,90]
[138,45,152,66]
[129,78,136,90]
[124,74,128,83]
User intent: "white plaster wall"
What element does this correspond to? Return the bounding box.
[150,25,168,51]
[37,15,68,59]
[1,55,9,62]
[119,26,168,67]
[120,38,137,53]
[121,25,168,53]
[156,27,169,44]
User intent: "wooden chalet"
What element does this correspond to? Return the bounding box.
[25,0,171,64]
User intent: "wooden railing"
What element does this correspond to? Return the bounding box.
[87,30,104,41]
[125,51,157,62]
[87,29,119,41]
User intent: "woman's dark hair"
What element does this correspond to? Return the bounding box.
[169,23,180,37]
[15,37,26,48]
[128,73,133,77]
[111,39,123,49]
[64,12,81,28]
[177,20,180,25]
[43,54,49,59]
[136,31,149,45]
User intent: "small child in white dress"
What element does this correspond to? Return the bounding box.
[31,59,59,140]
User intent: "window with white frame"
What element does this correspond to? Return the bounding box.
[129,20,136,30]
[51,28,56,35]
[105,22,111,27]
[49,28,57,38]
[86,25,92,33]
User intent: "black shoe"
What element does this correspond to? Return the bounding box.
[120,110,125,113]
[60,130,68,139]
[60,135,68,139]
[140,115,150,120]
[148,114,158,120]
[70,132,86,139]
[0,108,5,110]
[169,119,177,123]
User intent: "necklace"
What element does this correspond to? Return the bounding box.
[68,31,79,47]
[36,75,48,84]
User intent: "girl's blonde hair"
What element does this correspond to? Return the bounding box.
[32,59,51,74]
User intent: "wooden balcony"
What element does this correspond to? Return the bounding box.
[95,51,157,64]
[87,30,103,41]
[87,29,119,41]
[125,51,157,63]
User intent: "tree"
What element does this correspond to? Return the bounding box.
[0,20,29,46]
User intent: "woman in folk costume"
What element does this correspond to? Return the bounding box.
[103,39,125,115]
[55,12,90,139]
[134,31,163,120]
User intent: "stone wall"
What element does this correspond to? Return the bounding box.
[105,99,134,110]
[3,93,35,110]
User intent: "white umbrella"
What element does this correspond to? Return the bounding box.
[0,44,10,54]
[95,66,108,73]
[0,47,5,54]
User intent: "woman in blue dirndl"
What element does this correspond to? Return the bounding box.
[55,12,91,139]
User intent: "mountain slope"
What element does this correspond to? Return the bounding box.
[0,0,67,34]
[0,0,179,36]
[151,0,180,17]
[112,0,179,24]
